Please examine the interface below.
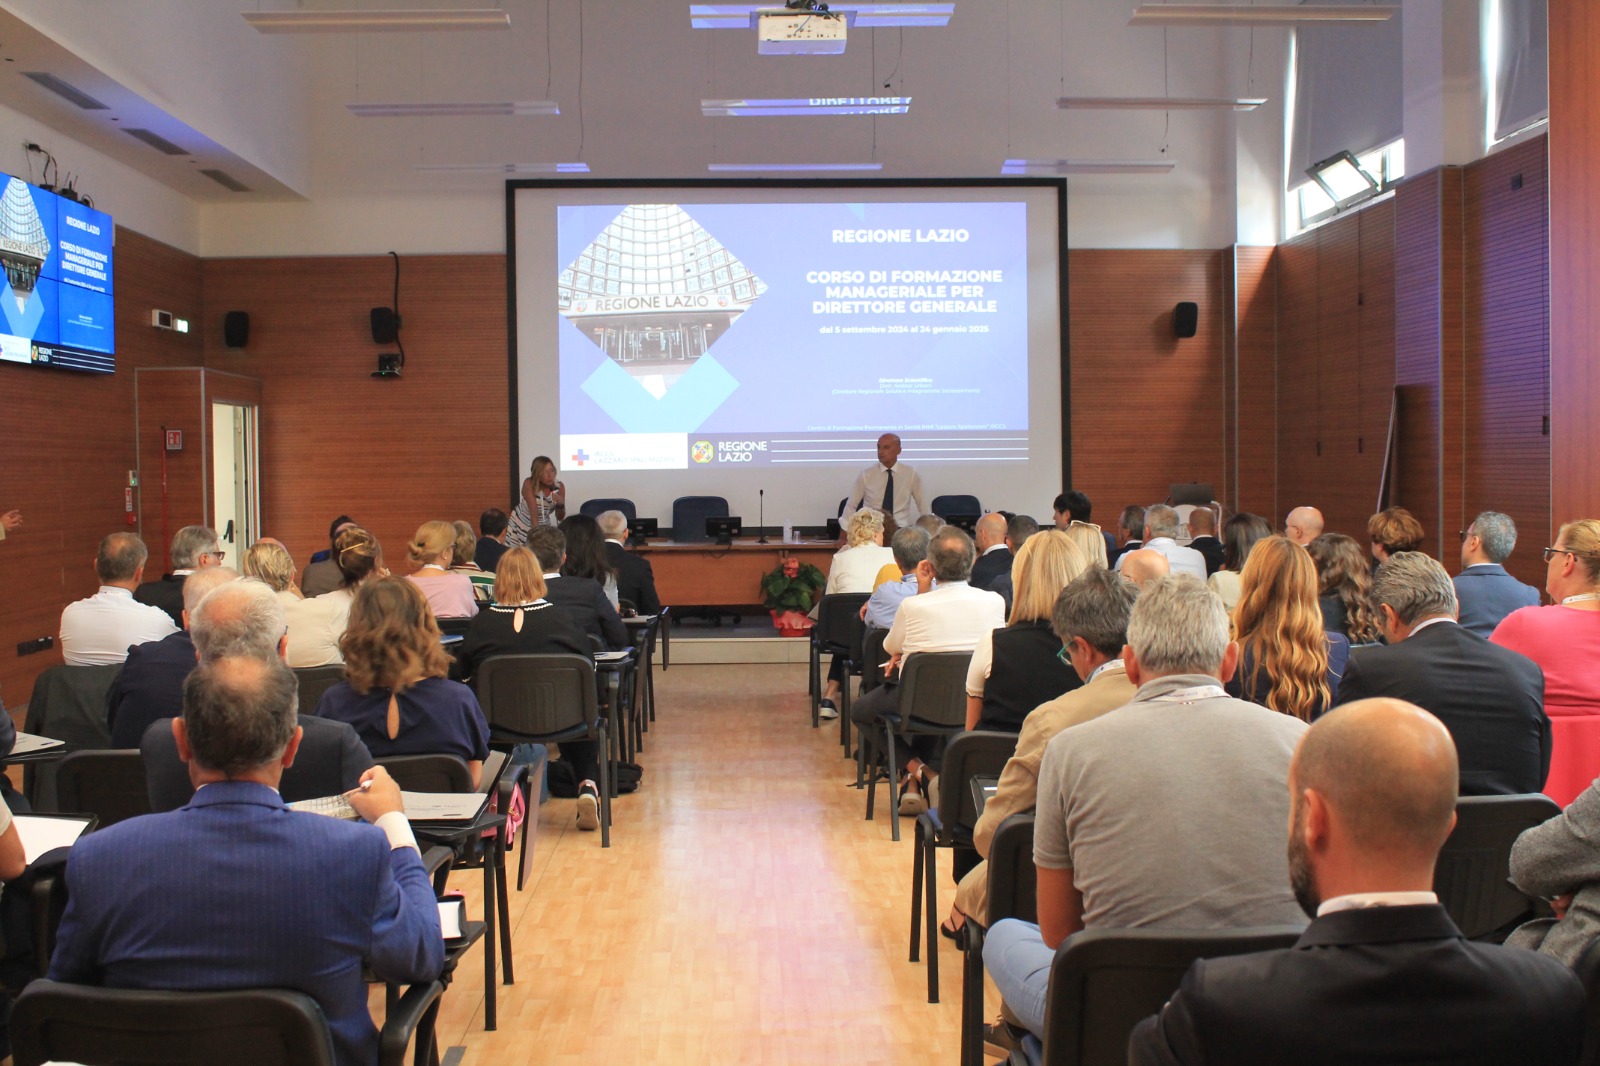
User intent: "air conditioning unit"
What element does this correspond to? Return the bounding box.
[757,11,847,54]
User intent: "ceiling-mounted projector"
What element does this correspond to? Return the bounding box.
[757,10,847,54]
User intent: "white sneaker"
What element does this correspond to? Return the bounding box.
[818,699,840,721]
[576,783,600,831]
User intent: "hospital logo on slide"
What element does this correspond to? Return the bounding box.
[691,441,714,464]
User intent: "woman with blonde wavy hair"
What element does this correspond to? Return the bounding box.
[1227,535,1350,721]
[314,576,489,786]
[964,530,1091,732]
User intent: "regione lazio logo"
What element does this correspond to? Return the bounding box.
[691,441,714,464]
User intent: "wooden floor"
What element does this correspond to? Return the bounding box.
[421,661,994,1064]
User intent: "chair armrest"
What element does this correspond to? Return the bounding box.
[421,847,454,895]
[377,978,444,1066]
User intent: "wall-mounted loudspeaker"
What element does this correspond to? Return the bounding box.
[1173,301,1199,339]
[223,311,249,349]
[370,307,401,344]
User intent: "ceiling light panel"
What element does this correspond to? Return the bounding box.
[702,97,910,116]
[691,4,953,29]
[707,162,884,171]
[414,162,590,173]
[347,101,560,117]
[1001,158,1176,175]
[243,9,512,33]
[1128,4,1398,25]
[1057,96,1265,111]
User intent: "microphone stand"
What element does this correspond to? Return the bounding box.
[758,488,768,544]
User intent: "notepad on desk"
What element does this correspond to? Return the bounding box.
[14,814,93,864]
[290,791,486,823]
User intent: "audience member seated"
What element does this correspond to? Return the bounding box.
[315,577,490,785]
[1052,490,1117,565]
[282,526,384,669]
[1510,773,1600,967]
[861,527,930,632]
[507,454,566,548]
[849,526,1005,816]
[106,566,239,749]
[1113,504,1205,580]
[983,576,1308,1043]
[1112,504,1145,564]
[1284,504,1325,546]
[1118,548,1169,589]
[914,514,943,535]
[60,532,178,666]
[560,513,621,609]
[970,513,1014,590]
[476,507,510,573]
[965,531,1087,733]
[528,527,628,650]
[949,569,1138,936]
[449,519,495,603]
[1207,512,1270,611]
[404,520,478,620]
[134,525,224,626]
[301,515,358,597]
[1185,507,1224,576]
[598,509,661,614]
[825,508,895,597]
[242,540,302,608]
[49,656,444,1066]
[1493,519,1600,716]
[1061,519,1109,571]
[1226,536,1348,721]
[456,547,603,831]
[1308,532,1383,644]
[1369,505,1427,566]
[1455,510,1541,637]
[1333,552,1547,794]
[1130,698,1584,1066]
[985,514,1041,608]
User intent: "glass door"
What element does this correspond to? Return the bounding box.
[211,402,260,551]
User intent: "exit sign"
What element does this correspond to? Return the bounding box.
[164,430,183,451]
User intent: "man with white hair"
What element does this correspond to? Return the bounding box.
[1113,504,1206,580]
[135,524,225,626]
[1454,511,1540,637]
[598,509,660,615]
[983,576,1308,1045]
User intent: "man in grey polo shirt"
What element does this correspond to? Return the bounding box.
[983,575,1309,1045]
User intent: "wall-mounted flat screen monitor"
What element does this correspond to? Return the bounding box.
[0,176,115,374]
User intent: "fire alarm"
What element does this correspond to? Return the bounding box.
[164,430,183,451]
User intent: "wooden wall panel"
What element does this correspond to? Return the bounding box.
[1233,246,1278,519]
[134,369,207,552]
[0,230,202,707]
[1066,249,1227,527]
[200,255,510,575]
[1463,136,1552,588]
[1393,174,1447,550]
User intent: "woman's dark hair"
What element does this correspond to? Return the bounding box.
[1222,512,1272,572]
[558,514,614,584]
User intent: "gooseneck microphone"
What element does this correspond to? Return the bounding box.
[758,488,768,544]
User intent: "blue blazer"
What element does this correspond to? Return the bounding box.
[1454,564,1541,638]
[48,781,443,1066]
[105,629,196,749]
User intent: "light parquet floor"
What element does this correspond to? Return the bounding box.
[421,661,1000,1064]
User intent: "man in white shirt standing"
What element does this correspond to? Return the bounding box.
[842,433,925,530]
[60,532,179,666]
[1114,504,1206,580]
[850,525,1005,814]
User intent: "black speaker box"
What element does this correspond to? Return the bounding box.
[223,310,249,349]
[370,307,401,344]
[1173,301,1199,339]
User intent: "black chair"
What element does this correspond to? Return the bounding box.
[931,494,981,519]
[55,750,150,826]
[1574,937,1600,1066]
[911,730,1017,1003]
[671,495,729,544]
[810,592,870,729]
[437,616,473,639]
[854,626,891,785]
[384,752,475,794]
[579,498,637,521]
[293,664,346,716]
[865,650,971,842]
[1435,792,1561,940]
[474,653,612,848]
[1032,926,1305,1066]
[961,813,1036,1066]
[23,663,120,811]
[13,979,441,1066]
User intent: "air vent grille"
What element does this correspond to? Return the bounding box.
[123,128,189,156]
[200,169,251,193]
[21,72,109,110]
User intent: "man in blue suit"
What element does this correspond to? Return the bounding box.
[49,655,443,1066]
[1455,511,1540,637]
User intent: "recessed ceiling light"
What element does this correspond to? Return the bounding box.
[348,101,560,117]
[691,3,953,29]
[702,97,910,117]
[707,162,884,172]
[1001,158,1176,175]
[1057,96,1265,111]
[243,9,512,33]
[415,162,590,174]
[1128,4,1397,25]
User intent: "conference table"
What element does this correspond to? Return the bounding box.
[634,538,839,608]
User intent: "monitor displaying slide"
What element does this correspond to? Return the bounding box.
[0,175,115,375]
[511,182,1064,527]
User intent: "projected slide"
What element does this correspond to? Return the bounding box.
[556,200,1029,471]
[0,176,115,374]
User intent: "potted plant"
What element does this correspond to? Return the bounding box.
[761,556,826,636]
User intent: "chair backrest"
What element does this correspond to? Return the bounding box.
[55,750,151,826]
[814,593,870,654]
[1041,926,1304,1066]
[671,496,729,543]
[1435,792,1561,939]
[936,731,1017,834]
[897,651,972,729]
[580,498,637,521]
[987,813,1037,924]
[859,626,891,693]
[436,616,473,638]
[931,494,981,519]
[473,653,599,742]
[383,753,474,794]
[12,979,338,1066]
[293,665,346,716]
[24,663,121,811]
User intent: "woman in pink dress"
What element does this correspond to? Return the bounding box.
[404,520,478,620]
[1492,519,1600,715]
